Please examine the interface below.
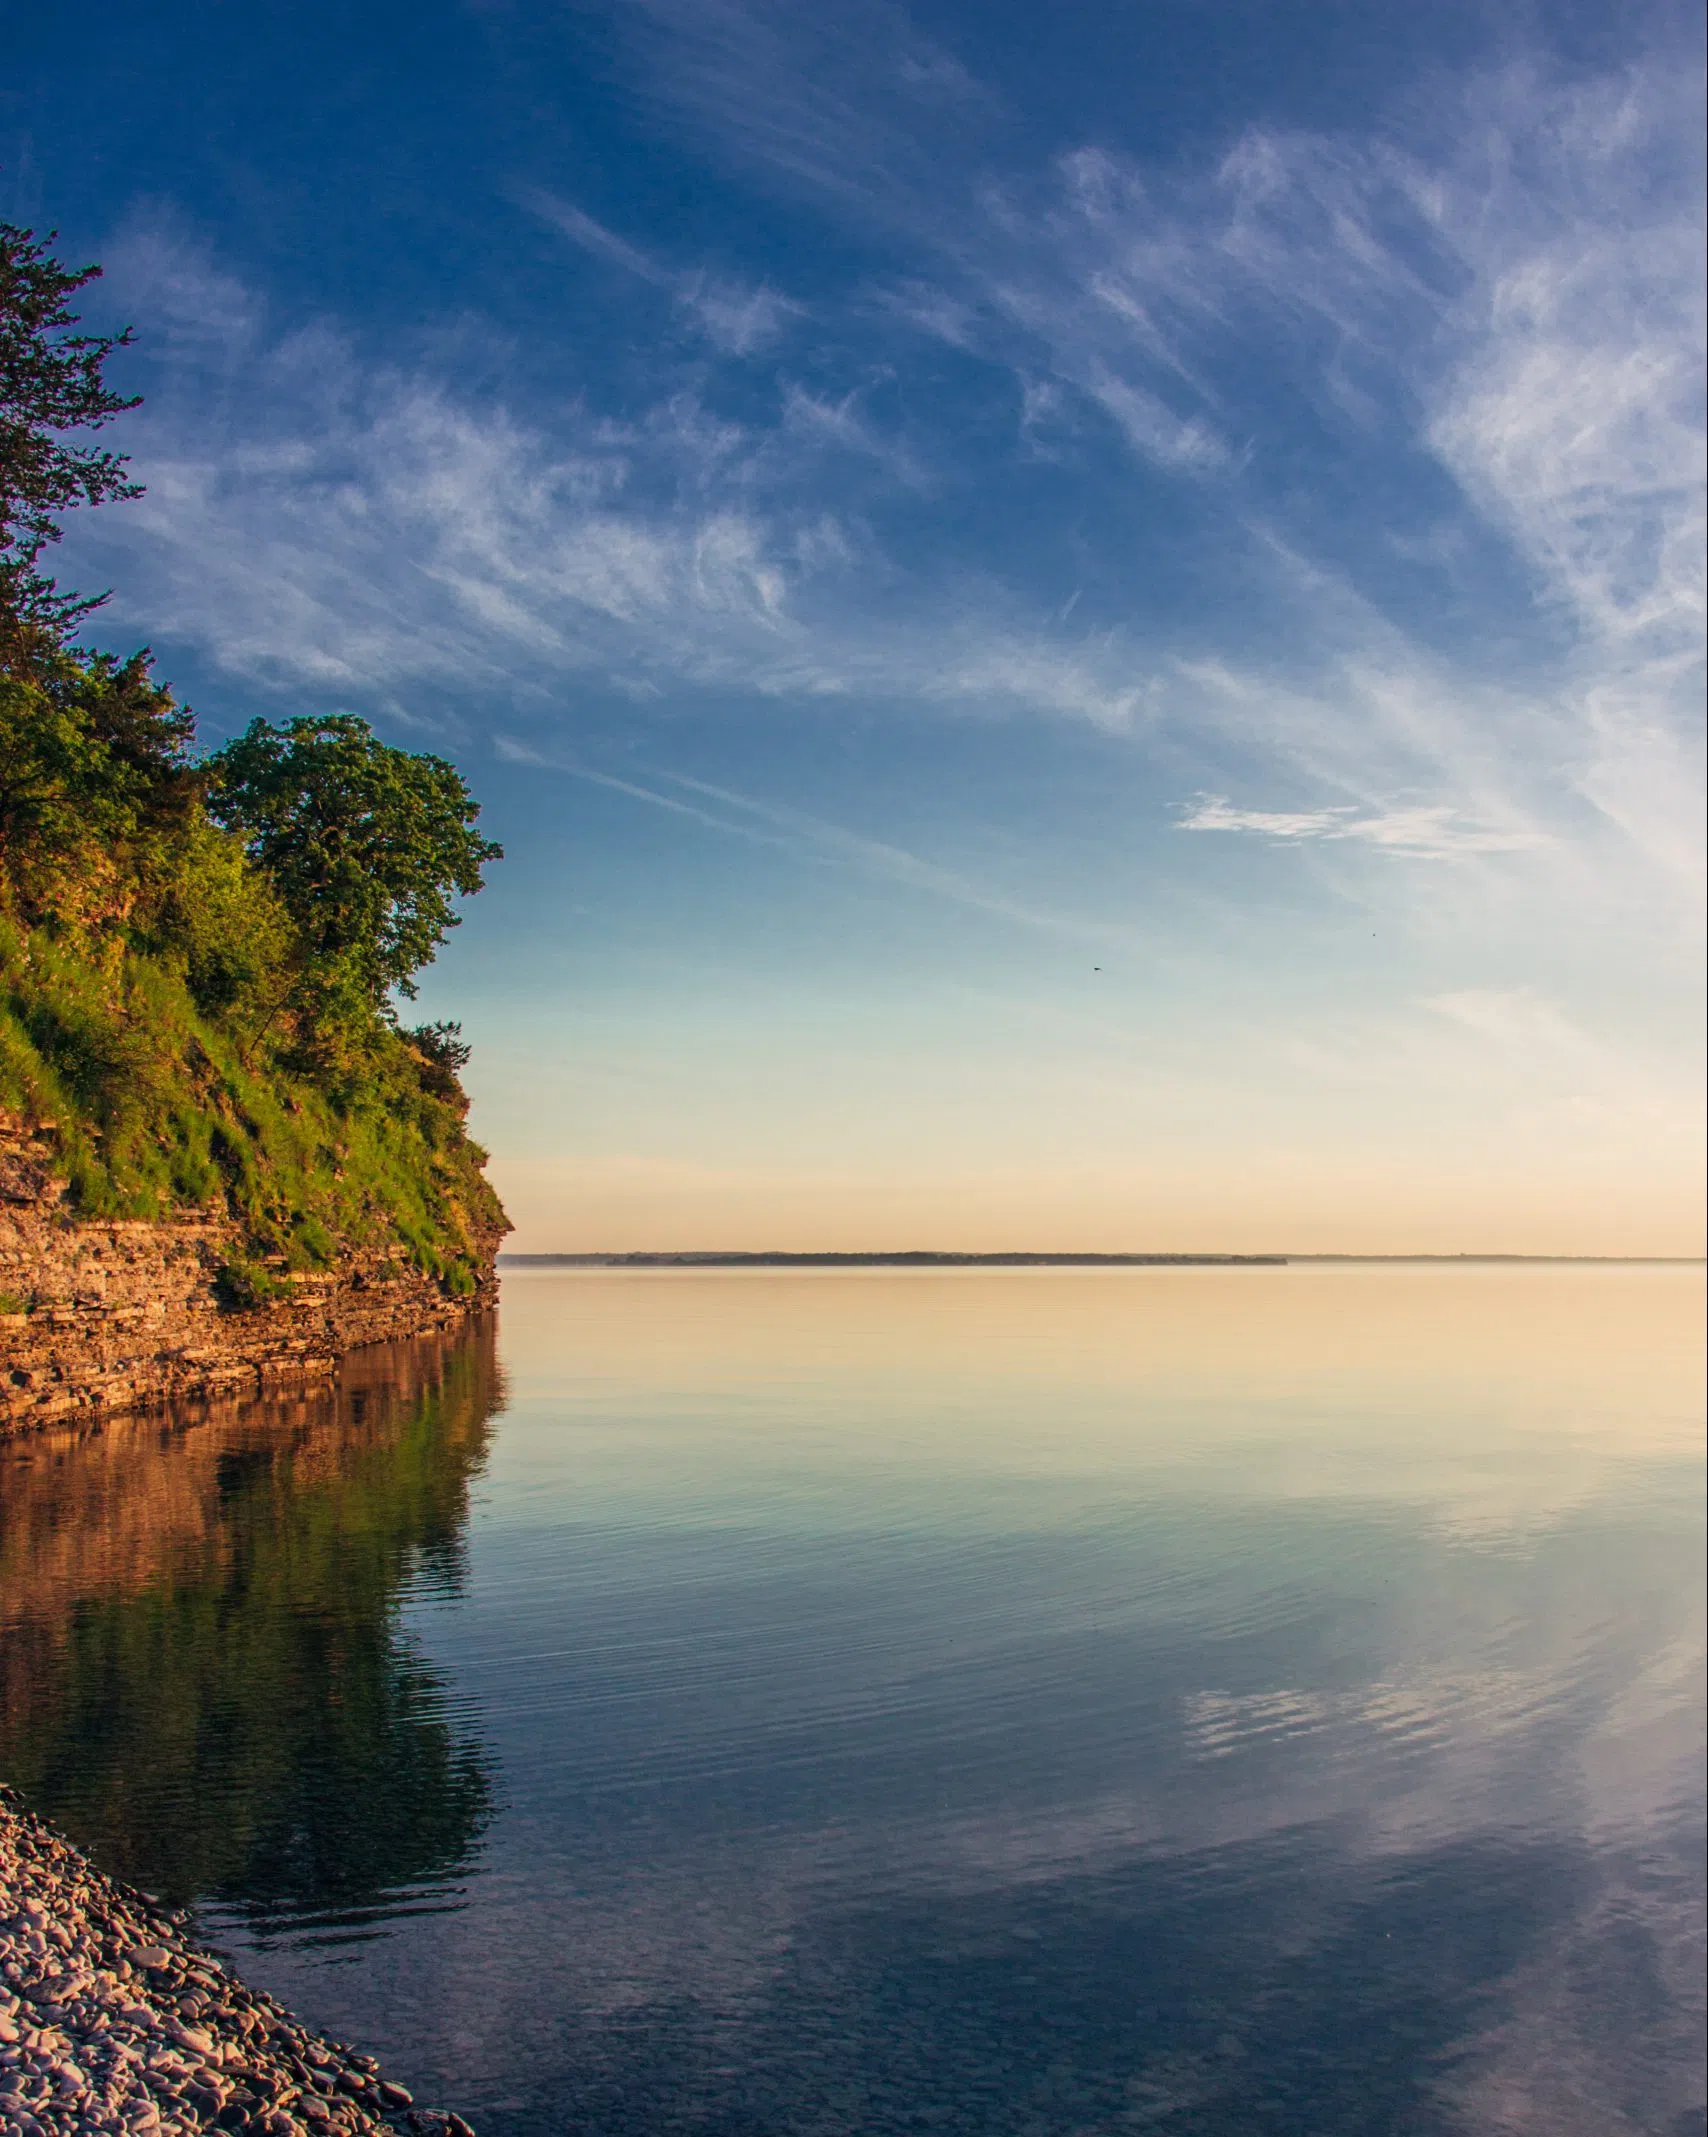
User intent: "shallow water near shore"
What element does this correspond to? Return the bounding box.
[2,1264,1703,2135]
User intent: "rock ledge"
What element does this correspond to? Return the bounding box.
[0,1117,503,1438]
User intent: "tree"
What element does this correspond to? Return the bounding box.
[1,223,141,655]
[206,714,502,1012]
[0,649,198,915]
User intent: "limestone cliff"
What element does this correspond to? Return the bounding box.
[0,1116,501,1434]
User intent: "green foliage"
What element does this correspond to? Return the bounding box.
[0,649,199,916]
[0,221,141,653]
[212,1259,289,1312]
[0,225,506,1281]
[0,658,505,1273]
[406,1018,472,1105]
[207,715,501,1011]
[146,818,297,1026]
[0,1339,501,1914]
[0,904,505,1266]
[410,1018,472,1074]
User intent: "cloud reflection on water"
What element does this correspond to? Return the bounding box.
[365,1266,1702,2133]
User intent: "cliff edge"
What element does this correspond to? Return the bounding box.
[0,1114,503,1434]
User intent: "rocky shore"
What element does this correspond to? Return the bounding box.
[0,1790,474,2137]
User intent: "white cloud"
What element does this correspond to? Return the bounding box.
[846,56,1702,900]
[1424,987,1588,1049]
[70,217,1184,738]
[1079,361,1230,473]
[551,15,1704,921]
[779,382,928,486]
[1181,794,1546,859]
[679,271,802,354]
[1423,72,1705,662]
[522,187,804,355]
[619,0,986,221]
[518,192,670,284]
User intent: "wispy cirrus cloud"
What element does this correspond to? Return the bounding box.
[618,0,996,218]
[521,188,805,355]
[666,27,1693,927]
[962,67,1701,902]
[74,214,1176,733]
[493,737,1128,945]
[1179,795,1546,859]
[596,4,1701,899]
[72,24,1703,952]
[520,193,668,284]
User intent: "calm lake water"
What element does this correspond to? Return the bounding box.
[2,1265,1703,2136]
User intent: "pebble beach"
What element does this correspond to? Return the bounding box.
[0,1789,474,2137]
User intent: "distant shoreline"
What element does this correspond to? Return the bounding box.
[501,1251,1284,1267]
[497,1251,1702,1268]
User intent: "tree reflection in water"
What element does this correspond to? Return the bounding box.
[0,1326,503,1945]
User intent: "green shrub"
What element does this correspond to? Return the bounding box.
[214,1259,288,1313]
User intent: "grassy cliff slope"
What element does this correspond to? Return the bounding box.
[0,650,505,1302]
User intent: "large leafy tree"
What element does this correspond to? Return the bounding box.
[207,714,503,1012]
[0,223,141,655]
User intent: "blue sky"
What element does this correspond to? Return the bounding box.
[5,0,1703,1250]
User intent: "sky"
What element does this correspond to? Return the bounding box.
[4,0,1703,1254]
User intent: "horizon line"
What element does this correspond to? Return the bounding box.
[497,1251,1705,1268]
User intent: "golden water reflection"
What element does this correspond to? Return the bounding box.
[0,1328,504,1934]
[493,1261,1704,1534]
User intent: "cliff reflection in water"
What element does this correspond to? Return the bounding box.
[0,1326,503,1944]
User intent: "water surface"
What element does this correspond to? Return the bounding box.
[2,1265,1702,2135]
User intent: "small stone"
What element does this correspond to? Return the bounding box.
[378,2079,414,2106]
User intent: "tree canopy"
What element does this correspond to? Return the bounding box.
[206,714,503,1009]
[0,222,140,654]
[0,649,195,896]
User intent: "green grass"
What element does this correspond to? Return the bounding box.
[0,909,504,1286]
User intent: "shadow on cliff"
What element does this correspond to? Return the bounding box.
[0,1321,505,1944]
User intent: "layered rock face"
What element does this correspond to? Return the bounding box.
[0,1125,501,1437]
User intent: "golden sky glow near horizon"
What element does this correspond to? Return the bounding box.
[489,1146,1706,1259]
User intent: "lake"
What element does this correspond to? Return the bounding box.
[2,1264,1702,2135]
